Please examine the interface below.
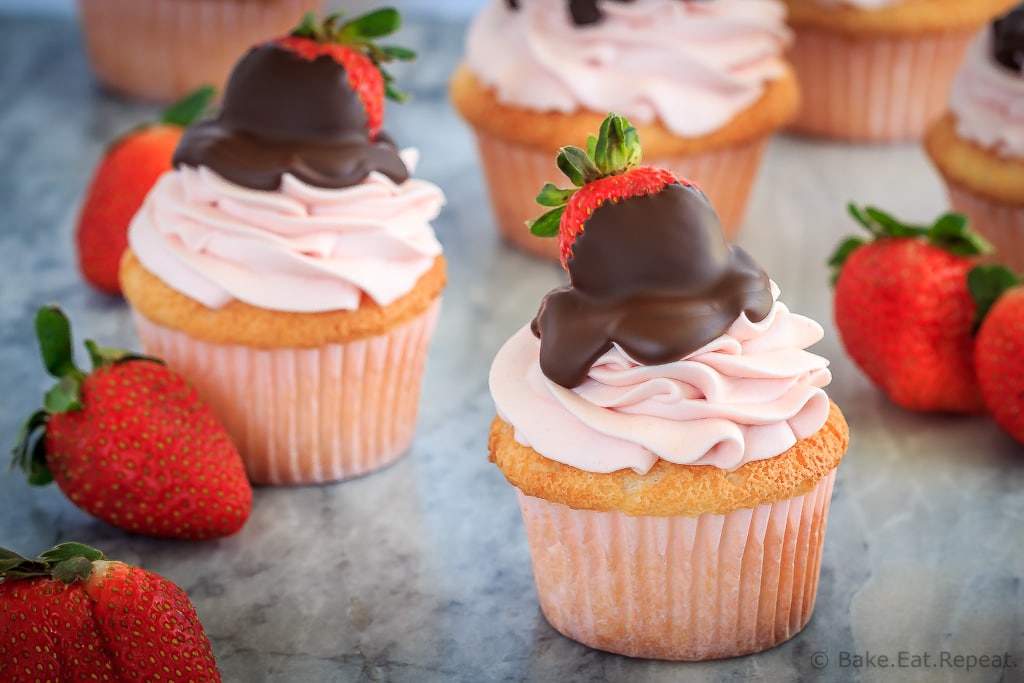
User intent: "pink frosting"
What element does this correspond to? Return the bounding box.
[489,283,832,474]
[128,150,444,312]
[949,31,1024,158]
[464,0,791,137]
[810,0,904,9]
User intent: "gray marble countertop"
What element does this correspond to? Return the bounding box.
[1,13,1022,683]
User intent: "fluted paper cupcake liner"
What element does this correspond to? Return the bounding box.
[76,0,323,103]
[945,181,1024,273]
[132,301,440,485]
[515,469,837,660]
[474,132,768,260]
[787,28,973,142]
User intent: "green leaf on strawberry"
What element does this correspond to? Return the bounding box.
[830,204,993,285]
[527,112,643,236]
[968,264,1021,332]
[160,85,217,128]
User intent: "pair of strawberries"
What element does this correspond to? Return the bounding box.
[5,9,414,681]
[831,206,1023,444]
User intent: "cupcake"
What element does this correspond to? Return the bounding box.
[783,0,1014,141]
[120,10,446,485]
[925,3,1024,272]
[450,0,799,259]
[488,114,849,660]
[76,0,324,103]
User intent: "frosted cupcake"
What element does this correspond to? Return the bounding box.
[450,0,799,258]
[76,0,324,102]
[120,11,446,485]
[488,114,848,660]
[925,3,1024,272]
[783,0,1014,141]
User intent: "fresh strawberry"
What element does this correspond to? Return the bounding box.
[528,113,689,268]
[274,9,416,140]
[829,205,992,413]
[969,265,1024,445]
[11,306,252,540]
[0,542,221,681]
[76,86,215,295]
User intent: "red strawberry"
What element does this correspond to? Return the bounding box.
[0,542,221,681]
[528,113,690,268]
[969,265,1024,445]
[273,9,416,140]
[829,205,992,413]
[11,306,252,540]
[76,86,215,295]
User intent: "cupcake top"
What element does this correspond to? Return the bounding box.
[949,3,1024,158]
[464,0,792,137]
[127,10,444,313]
[489,114,832,474]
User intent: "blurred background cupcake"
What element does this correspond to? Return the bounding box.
[925,2,1024,272]
[76,0,324,102]
[783,0,1014,142]
[450,0,798,259]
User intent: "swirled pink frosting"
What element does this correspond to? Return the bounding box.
[489,283,832,474]
[128,150,444,312]
[949,32,1024,158]
[464,0,791,137]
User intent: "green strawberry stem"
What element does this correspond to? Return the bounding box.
[829,204,994,285]
[10,306,164,487]
[290,8,416,102]
[968,264,1022,332]
[528,112,642,237]
[160,85,216,128]
[0,542,106,582]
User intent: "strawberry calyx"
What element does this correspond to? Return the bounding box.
[10,305,164,486]
[968,264,1022,332]
[288,9,416,102]
[0,542,106,583]
[528,112,644,238]
[160,85,217,128]
[829,204,993,285]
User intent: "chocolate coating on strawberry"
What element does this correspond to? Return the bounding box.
[532,183,772,388]
[527,114,772,389]
[993,3,1024,72]
[173,45,408,191]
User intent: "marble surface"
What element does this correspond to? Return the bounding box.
[1,13,1023,683]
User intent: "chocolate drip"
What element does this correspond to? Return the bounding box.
[173,44,408,191]
[531,183,773,389]
[993,3,1024,72]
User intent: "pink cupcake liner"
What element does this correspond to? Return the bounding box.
[132,301,441,485]
[474,132,769,261]
[945,182,1024,273]
[515,469,838,660]
[787,27,975,142]
[76,0,323,103]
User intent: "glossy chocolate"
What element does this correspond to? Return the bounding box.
[173,44,408,191]
[531,183,773,389]
[993,3,1024,72]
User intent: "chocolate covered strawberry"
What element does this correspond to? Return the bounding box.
[274,9,415,139]
[829,205,991,413]
[11,306,252,539]
[528,112,773,388]
[969,265,1024,445]
[76,86,214,295]
[529,113,685,268]
[0,542,221,681]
